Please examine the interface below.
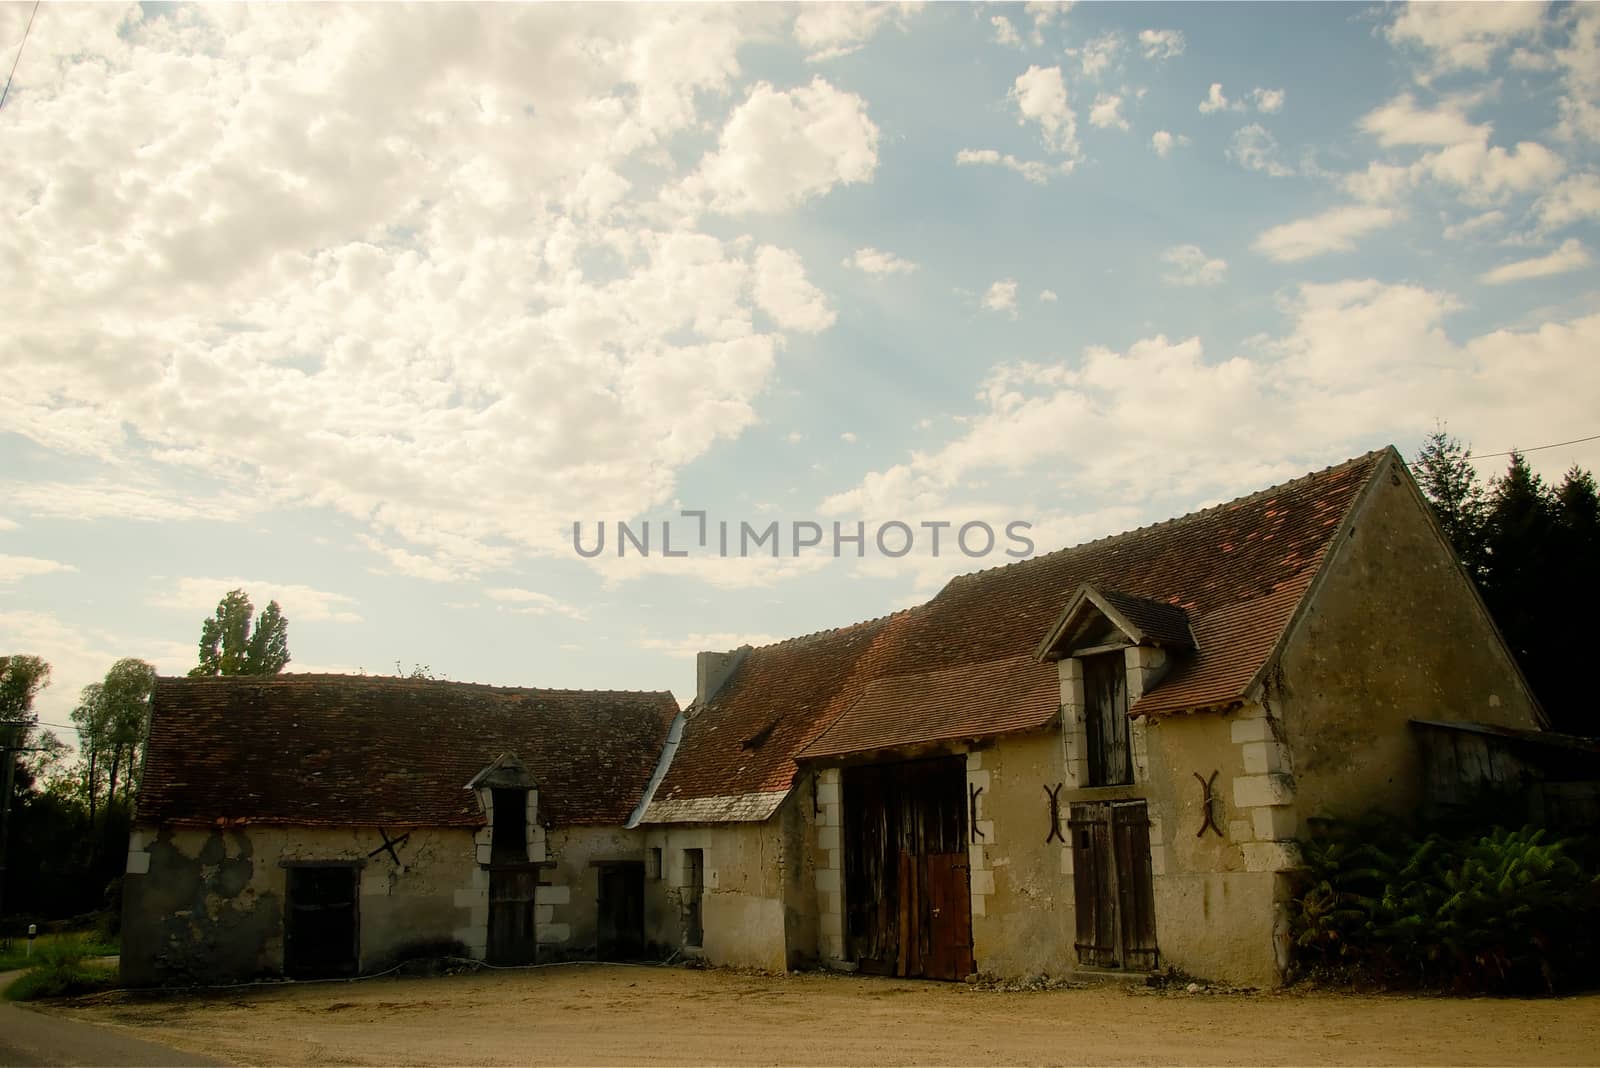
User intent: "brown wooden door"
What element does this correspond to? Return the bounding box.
[488,868,538,965]
[923,851,975,981]
[597,862,646,960]
[1070,800,1157,970]
[844,756,973,980]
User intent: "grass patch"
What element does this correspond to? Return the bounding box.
[0,931,118,972]
[2,936,119,1001]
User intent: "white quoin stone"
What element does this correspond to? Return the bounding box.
[1241,741,1293,775]
[1233,772,1295,810]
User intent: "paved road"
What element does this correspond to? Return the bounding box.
[0,971,223,1067]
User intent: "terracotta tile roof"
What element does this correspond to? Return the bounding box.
[1098,589,1197,650]
[648,449,1388,820]
[138,675,677,829]
[798,655,1060,760]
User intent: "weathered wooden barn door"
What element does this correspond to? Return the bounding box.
[844,756,973,981]
[284,864,359,978]
[1069,800,1157,970]
[596,861,646,959]
[487,867,539,965]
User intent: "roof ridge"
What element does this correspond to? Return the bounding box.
[728,604,922,656]
[156,674,676,699]
[943,446,1390,586]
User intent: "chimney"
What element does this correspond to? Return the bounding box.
[696,646,751,705]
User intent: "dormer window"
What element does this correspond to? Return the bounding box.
[1037,583,1196,790]
[467,752,540,866]
[1082,651,1132,786]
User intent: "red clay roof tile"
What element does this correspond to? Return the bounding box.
[138,674,677,829]
[650,449,1387,815]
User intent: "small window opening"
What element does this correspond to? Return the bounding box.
[492,788,528,863]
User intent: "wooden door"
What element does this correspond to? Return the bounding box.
[1069,800,1157,970]
[844,756,973,980]
[284,865,359,978]
[1083,653,1132,786]
[597,862,646,960]
[488,868,538,965]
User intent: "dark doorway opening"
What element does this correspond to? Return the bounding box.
[596,861,646,959]
[1069,799,1158,970]
[682,849,705,947]
[284,864,359,978]
[843,755,974,981]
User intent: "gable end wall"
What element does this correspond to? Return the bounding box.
[1274,455,1542,824]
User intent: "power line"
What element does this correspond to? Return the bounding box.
[1474,432,1600,461]
[0,0,41,114]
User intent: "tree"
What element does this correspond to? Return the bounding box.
[1412,429,1488,580]
[0,655,51,729]
[69,659,156,867]
[189,589,291,677]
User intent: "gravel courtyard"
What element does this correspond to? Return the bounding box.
[49,963,1600,1066]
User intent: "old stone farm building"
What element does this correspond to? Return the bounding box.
[124,447,1544,987]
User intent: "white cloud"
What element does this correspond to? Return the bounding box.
[1419,139,1565,201]
[1138,29,1185,60]
[1554,4,1600,142]
[752,246,836,333]
[1386,0,1548,72]
[1,5,876,584]
[0,517,16,531]
[1360,93,1490,147]
[792,2,919,62]
[0,554,77,584]
[1253,205,1399,262]
[1342,162,1416,204]
[1160,245,1227,287]
[1024,1,1071,45]
[840,431,859,444]
[1072,31,1123,79]
[1480,238,1592,284]
[1537,173,1600,229]
[982,280,1020,317]
[483,587,588,619]
[150,577,364,624]
[991,15,1022,47]
[686,78,880,215]
[1252,88,1286,114]
[636,631,785,659]
[1228,124,1295,177]
[1150,130,1189,157]
[1039,289,1059,303]
[1443,210,1507,240]
[844,247,919,275]
[1010,65,1080,158]
[820,281,1600,580]
[1198,83,1232,114]
[955,148,1071,184]
[1089,93,1130,131]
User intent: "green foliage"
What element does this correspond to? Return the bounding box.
[1291,815,1600,993]
[1411,433,1600,735]
[189,589,291,677]
[3,936,117,1001]
[1413,428,1488,580]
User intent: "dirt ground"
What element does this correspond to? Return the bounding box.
[46,963,1600,1066]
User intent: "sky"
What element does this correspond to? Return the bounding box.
[3,1,1599,732]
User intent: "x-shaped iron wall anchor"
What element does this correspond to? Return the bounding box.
[1044,783,1065,844]
[969,783,985,841]
[1194,771,1223,838]
[367,828,412,866]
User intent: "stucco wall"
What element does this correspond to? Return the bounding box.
[121,824,479,986]
[642,817,794,971]
[966,732,1076,977]
[1137,709,1286,987]
[122,821,651,985]
[1276,460,1543,825]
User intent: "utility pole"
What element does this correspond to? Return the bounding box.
[0,719,42,938]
